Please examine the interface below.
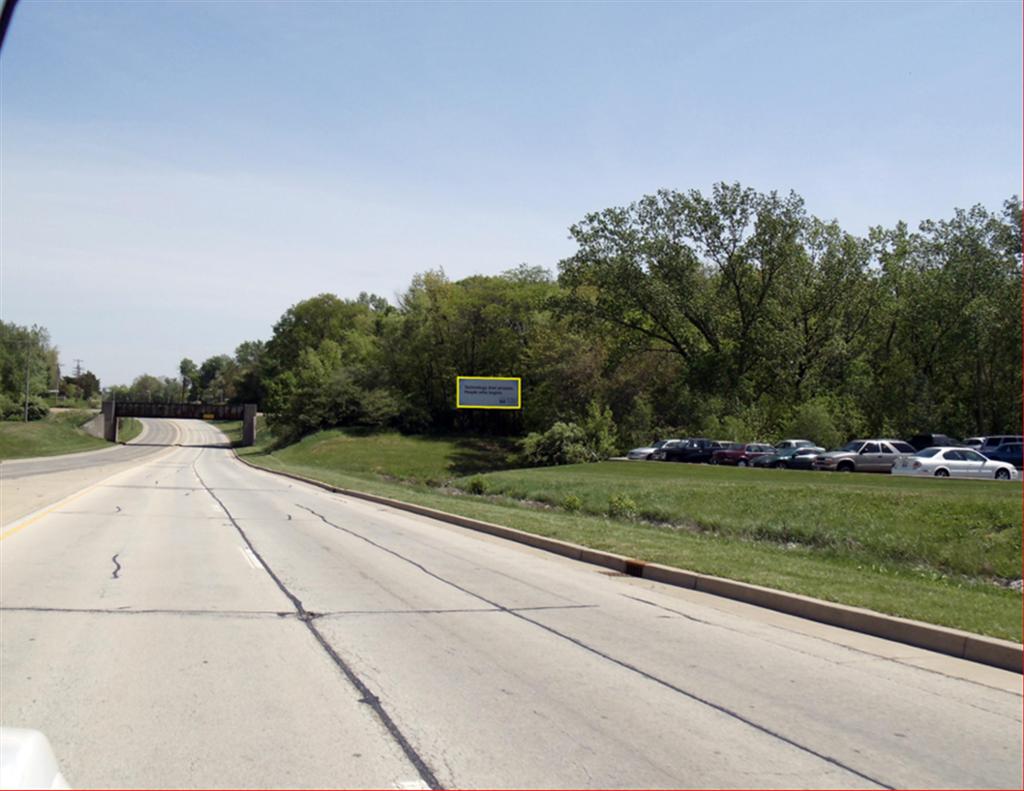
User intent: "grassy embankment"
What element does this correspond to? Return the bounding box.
[0,411,107,459]
[215,421,1023,641]
[0,411,143,460]
[118,417,144,443]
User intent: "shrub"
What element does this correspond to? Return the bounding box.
[519,422,594,466]
[464,476,488,495]
[607,493,638,519]
[561,494,583,512]
[580,400,619,458]
[519,402,620,467]
[25,397,49,421]
[0,393,18,420]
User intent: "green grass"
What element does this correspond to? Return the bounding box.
[118,417,143,443]
[0,410,109,459]
[216,420,517,483]
[466,462,1023,580]
[218,424,1023,641]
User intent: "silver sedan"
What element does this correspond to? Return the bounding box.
[626,438,681,460]
[891,446,1018,480]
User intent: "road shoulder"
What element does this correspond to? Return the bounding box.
[232,451,1024,675]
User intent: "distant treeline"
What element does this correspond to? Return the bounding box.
[117,184,1022,449]
[0,322,101,419]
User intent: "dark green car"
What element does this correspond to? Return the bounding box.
[752,445,824,469]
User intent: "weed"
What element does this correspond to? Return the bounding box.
[562,494,583,512]
[608,493,638,519]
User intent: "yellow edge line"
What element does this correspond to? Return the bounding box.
[0,421,182,542]
[0,483,107,541]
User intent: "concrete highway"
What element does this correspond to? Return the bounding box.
[1,419,1020,789]
[0,419,180,479]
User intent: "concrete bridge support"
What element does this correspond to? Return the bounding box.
[242,404,257,447]
[102,401,117,443]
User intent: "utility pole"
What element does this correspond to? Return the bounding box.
[23,337,31,422]
[73,358,83,378]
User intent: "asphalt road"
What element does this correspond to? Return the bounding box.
[1,419,1020,789]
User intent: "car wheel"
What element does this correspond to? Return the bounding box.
[837,462,854,472]
[710,458,718,465]
[995,468,1011,480]
[737,459,748,467]
[934,469,949,477]
[777,461,787,469]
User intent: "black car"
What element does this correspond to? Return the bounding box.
[752,446,824,469]
[657,438,722,463]
[983,443,1023,470]
[908,434,963,451]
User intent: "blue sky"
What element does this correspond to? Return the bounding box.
[1,0,1020,387]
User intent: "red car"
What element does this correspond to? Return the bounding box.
[711,442,776,467]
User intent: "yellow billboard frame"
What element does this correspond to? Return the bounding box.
[456,376,522,410]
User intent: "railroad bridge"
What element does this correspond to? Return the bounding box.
[101,401,258,446]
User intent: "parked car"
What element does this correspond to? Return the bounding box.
[964,437,984,449]
[782,446,827,470]
[773,439,815,450]
[711,442,776,466]
[752,445,825,469]
[892,447,1018,480]
[626,438,682,460]
[979,435,1024,453]
[812,439,917,473]
[655,438,724,463]
[982,442,1023,470]
[908,433,963,451]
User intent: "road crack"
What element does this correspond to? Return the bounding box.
[297,502,894,790]
[189,454,442,790]
[111,554,122,579]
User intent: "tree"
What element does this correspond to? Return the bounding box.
[179,358,199,401]
[557,183,812,407]
[0,322,59,417]
[231,340,267,404]
[77,370,101,399]
[125,374,179,402]
[198,355,234,402]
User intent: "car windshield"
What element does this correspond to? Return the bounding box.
[839,441,864,452]
[652,440,666,449]
[892,442,916,453]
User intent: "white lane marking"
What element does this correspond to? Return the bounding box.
[240,546,264,570]
[396,781,430,790]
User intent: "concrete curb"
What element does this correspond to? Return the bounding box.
[232,452,1023,674]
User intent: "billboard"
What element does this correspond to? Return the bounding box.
[456,376,521,410]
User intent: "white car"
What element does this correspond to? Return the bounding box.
[892,446,1018,480]
[626,439,682,460]
[774,438,815,450]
